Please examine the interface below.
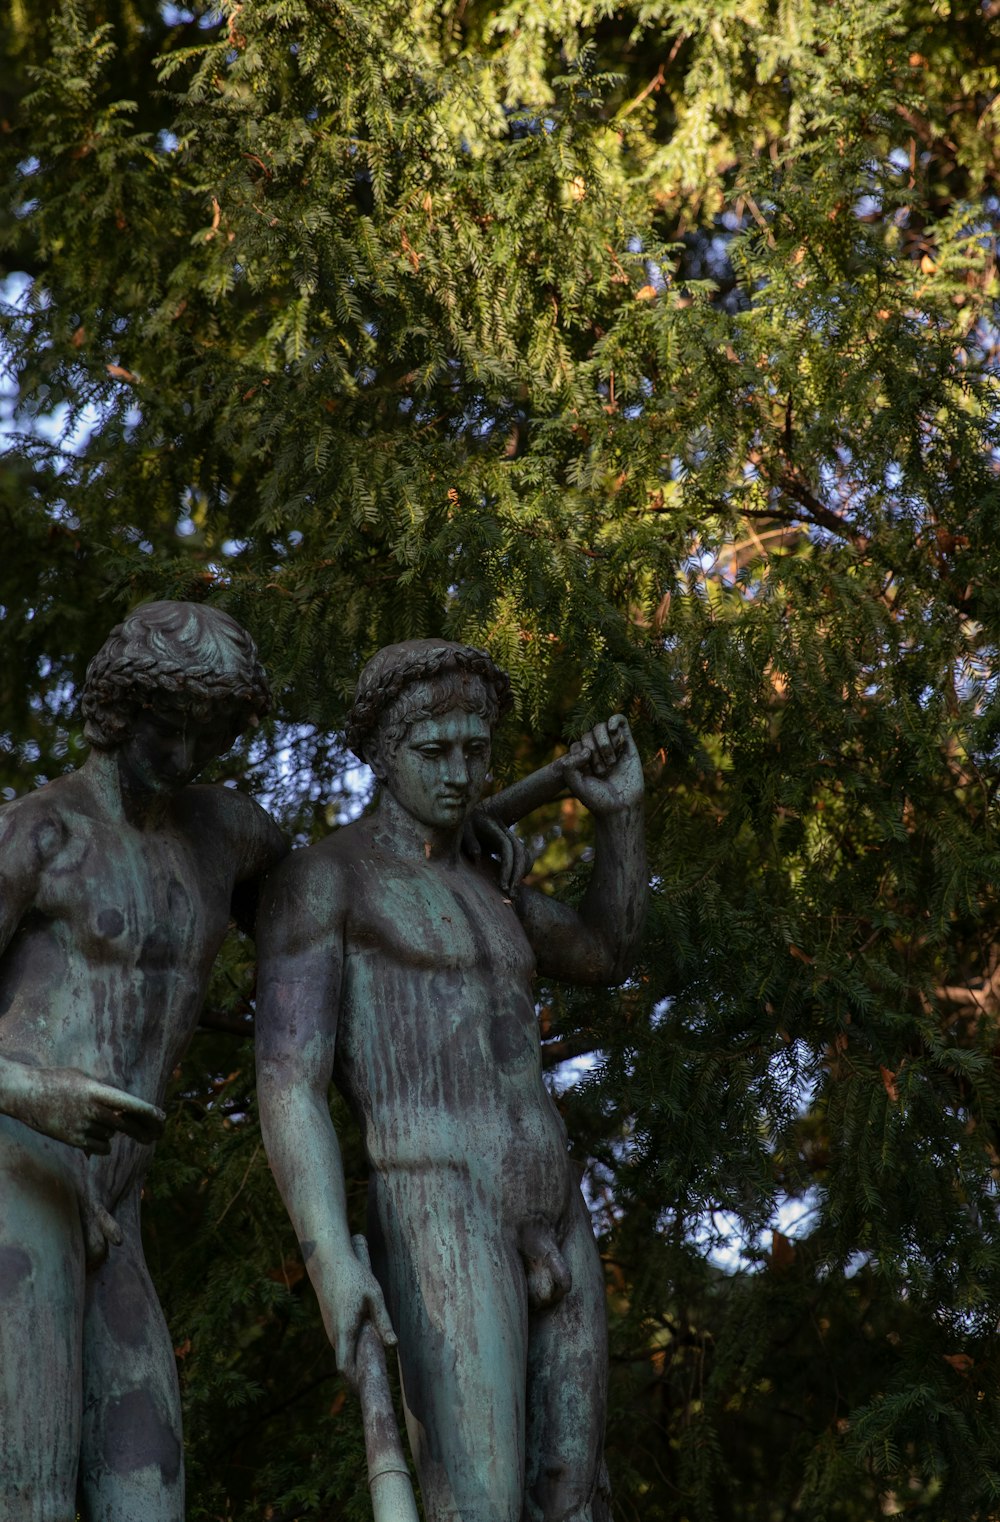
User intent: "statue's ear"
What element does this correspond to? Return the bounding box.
[366,742,388,782]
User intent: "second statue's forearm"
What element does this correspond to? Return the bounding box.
[581,804,648,977]
[258,1084,356,1273]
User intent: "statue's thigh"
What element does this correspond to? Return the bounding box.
[79,1190,183,1522]
[524,1195,610,1522]
[0,1121,85,1522]
[376,1172,529,1522]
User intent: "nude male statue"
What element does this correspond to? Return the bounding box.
[0,601,286,1522]
[256,638,646,1522]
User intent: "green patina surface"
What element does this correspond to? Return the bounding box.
[0,603,285,1522]
[256,639,646,1522]
[0,618,645,1522]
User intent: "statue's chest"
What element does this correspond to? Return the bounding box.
[340,866,541,1106]
[37,822,210,972]
[352,866,533,982]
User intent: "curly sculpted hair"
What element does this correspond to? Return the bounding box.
[81,601,271,750]
[345,639,512,766]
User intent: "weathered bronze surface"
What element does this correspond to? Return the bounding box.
[256,639,646,1522]
[0,602,286,1522]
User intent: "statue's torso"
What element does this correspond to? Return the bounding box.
[330,826,576,1229]
[0,777,237,1105]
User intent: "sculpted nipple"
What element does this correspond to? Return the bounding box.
[97,908,126,938]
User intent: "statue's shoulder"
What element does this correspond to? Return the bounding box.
[0,773,82,865]
[295,820,371,880]
[317,816,372,863]
[261,820,367,920]
[177,783,287,879]
[177,785,272,834]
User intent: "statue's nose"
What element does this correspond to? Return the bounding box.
[442,753,470,788]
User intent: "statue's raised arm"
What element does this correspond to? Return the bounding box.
[255,639,646,1522]
[504,713,647,984]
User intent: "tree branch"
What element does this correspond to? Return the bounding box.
[541,1033,601,1069]
[775,471,869,551]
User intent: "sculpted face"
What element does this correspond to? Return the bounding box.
[379,707,492,831]
[117,704,241,796]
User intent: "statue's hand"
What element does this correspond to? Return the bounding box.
[562,715,644,816]
[2,1062,165,1155]
[464,810,535,894]
[324,1252,397,1390]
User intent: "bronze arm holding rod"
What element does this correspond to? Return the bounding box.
[481,713,629,827]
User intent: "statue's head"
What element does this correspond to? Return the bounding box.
[81,601,270,789]
[346,639,511,768]
[346,639,512,827]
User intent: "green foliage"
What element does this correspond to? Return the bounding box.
[2,0,1000,1516]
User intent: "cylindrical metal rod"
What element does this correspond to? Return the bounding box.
[351,1235,420,1522]
[480,713,627,827]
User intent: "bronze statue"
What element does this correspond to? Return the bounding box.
[0,602,286,1522]
[256,638,646,1522]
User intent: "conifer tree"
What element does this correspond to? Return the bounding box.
[2,1,999,1516]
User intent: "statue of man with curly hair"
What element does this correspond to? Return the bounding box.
[256,637,646,1522]
[0,601,286,1522]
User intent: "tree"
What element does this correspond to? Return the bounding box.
[2,0,1000,1516]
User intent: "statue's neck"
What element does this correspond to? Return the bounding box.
[370,789,465,866]
[79,749,172,830]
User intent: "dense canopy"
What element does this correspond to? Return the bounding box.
[2,0,1000,1516]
